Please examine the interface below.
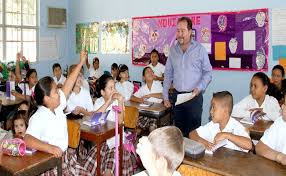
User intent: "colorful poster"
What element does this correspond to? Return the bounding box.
[132,8,269,71]
[101,20,129,54]
[76,22,99,53]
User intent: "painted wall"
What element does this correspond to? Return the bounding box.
[31,0,72,78]
[69,0,286,124]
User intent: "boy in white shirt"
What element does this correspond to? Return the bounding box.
[86,57,103,79]
[189,91,252,152]
[52,63,66,88]
[115,64,134,101]
[135,126,184,176]
[148,49,165,82]
[256,92,286,165]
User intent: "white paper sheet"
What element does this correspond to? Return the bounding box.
[201,43,212,54]
[175,92,194,106]
[229,57,241,68]
[243,31,256,50]
[272,9,286,45]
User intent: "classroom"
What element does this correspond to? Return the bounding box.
[0,0,286,175]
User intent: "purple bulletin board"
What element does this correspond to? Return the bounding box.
[132,8,269,71]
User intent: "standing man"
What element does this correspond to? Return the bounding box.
[163,17,212,137]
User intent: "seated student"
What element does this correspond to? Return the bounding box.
[86,56,103,80]
[135,126,184,176]
[24,51,94,175]
[92,74,133,175]
[189,91,252,152]
[256,91,286,165]
[12,110,28,138]
[231,72,281,121]
[130,67,163,132]
[66,72,93,117]
[52,63,66,88]
[111,63,119,80]
[115,64,134,101]
[148,49,165,82]
[269,65,286,105]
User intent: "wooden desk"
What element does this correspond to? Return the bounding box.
[0,151,62,176]
[0,95,23,106]
[235,118,273,140]
[125,101,171,127]
[79,120,123,176]
[183,147,286,176]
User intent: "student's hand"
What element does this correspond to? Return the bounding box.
[152,75,159,81]
[112,92,124,102]
[80,50,88,65]
[16,52,21,61]
[136,136,158,175]
[11,90,21,98]
[21,56,27,62]
[73,106,85,115]
[163,100,171,108]
[143,94,151,99]
[276,152,286,165]
[214,132,229,144]
[192,88,200,97]
[48,145,63,158]
[203,141,215,151]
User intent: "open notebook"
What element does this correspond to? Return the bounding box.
[205,139,228,154]
[83,110,111,126]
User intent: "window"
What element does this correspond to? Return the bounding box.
[0,0,38,62]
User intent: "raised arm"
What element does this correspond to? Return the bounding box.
[62,50,87,97]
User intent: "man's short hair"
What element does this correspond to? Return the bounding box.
[212,91,233,115]
[177,17,192,30]
[148,126,184,172]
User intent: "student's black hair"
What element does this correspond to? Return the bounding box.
[52,63,61,72]
[117,64,129,81]
[212,91,233,115]
[34,76,54,106]
[11,110,28,135]
[272,65,285,77]
[95,74,114,98]
[93,57,99,64]
[151,49,159,57]
[142,66,152,77]
[252,72,272,95]
[26,69,37,80]
[177,17,192,30]
[111,63,119,70]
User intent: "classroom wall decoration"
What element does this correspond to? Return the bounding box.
[76,22,99,54]
[101,20,129,54]
[132,8,269,71]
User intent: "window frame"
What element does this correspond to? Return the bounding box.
[0,0,39,62]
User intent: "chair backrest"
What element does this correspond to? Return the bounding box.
[67,119,81,149]
[124,106,139,129]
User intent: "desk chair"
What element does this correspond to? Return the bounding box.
[178,164,221,176]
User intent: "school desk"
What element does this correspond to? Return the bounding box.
[234,118,273,140]
[125,101,171,127]
[0,151,62,176]
[79,120,123,176]
[183,147,286,176]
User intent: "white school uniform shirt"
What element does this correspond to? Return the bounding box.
[260,117,286,154]
[115,81,134,101]
[26,89,68,151]
[89,67,103,79]
[18,83,35,96]
[66,87,93,113]
[148,62,165,78]
[93,97,119,149]
[196,117,250,152]
[53,75,66,85]
[133,170,181,176]
[231,95,281,121]
[133,81,163,103]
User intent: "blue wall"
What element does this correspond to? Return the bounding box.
[31,0,72,78]
[67,0,285,124]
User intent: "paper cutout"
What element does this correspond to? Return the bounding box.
[215,42,226,60]
[279,58,286,73]
[243,31,256,50]
[256,11,266,27]
[202,43,211,54]
[229,57,241,68]
[217,15,227,32]
[229,38,238,54]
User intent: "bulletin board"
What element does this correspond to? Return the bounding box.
[132,8,269,71]
[76,22,99,54]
